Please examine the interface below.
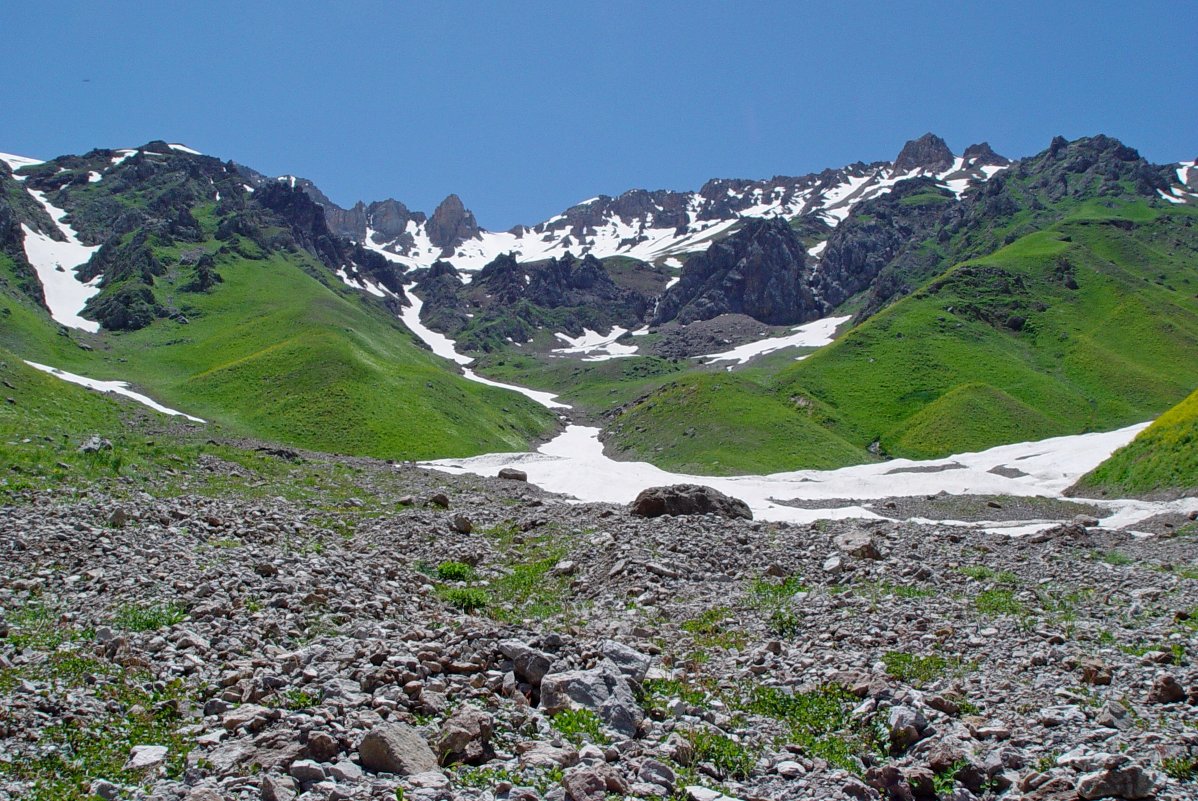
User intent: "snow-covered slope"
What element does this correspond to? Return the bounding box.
[2,152,103,331]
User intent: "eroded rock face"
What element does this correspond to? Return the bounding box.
[652,218,818,326]
[629,484,753,520]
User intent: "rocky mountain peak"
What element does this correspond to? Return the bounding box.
[427,194,480,252]
[893,133,955,174]
[961,142,1009,167]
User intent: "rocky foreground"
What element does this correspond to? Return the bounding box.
[1,448,1196,801]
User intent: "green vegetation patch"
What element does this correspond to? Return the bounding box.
[1073,385,1198,499]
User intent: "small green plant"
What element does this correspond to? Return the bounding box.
[1161,754,1198,782]
[748,575,806,605]
[439,587,490,613]
[273,687,319,710]
[681,607,747,650]
[974,588,1025,616]
[933,758,970,796]
[684,728,757,780]
[882,651,974,687]
[435,561,478,581]
[767,608,801,638]
[550,708,608,745]
[958,565,996,580]
[112,600,187,632]
[1097,550,1134,566]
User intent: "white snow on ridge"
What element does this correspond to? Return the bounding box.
[20,189,102,332]
[701,315,850,366]
[24,361,205,422]
[0,152,43,171]
[552,327,638,361]
[425,421,1193,531]
[167,143,202,155]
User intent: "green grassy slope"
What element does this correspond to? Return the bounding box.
[1071,386,1198,499]
[778,203,1198,460]
[0,241,556,461]
[603,372,870,475]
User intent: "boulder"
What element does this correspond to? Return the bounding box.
[498,467,528,481]
[630,484,752,520]
[358,723,438,775]
[434,706,495,766]
[540,659,644,736]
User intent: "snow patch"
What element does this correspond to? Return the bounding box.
[0,152,43,171]
[552,327,638,361]
[700,315,849,366]
[21,189,102,332]
[24,361,205,422]
[167,143,202,155]
[425,421,1190,530]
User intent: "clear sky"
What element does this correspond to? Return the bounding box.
[3,1,1194,229]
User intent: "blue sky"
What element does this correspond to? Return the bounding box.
[3,1,1194,229]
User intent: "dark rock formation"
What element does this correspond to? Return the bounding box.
[629,484,753,520]
[894,133,955,174]
[962,142,1009,167]
[652,218,818,326]
[426,195,479,252]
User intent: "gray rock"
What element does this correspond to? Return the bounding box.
[358,723,438,775]
[450,514,473,534]
[260,775,297,801]
[288,758,326,783]
[328,760,363,783]
[78,435,113,453]
[600,640,651,684]
[124,744,168,771]
[540,659,644,736]
[498,468,528,481]
[1076,755,1156,799]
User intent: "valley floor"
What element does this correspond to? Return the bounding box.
[2,442,1197,801]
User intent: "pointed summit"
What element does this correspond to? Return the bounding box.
[893,133,955,173]
[961,142,1009,167]
[427,194,480,251]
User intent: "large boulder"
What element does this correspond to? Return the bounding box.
[540,659,644,737]
[630,484,752,520]
[358,723,438,775]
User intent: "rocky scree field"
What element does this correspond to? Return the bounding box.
[2,433,1198,801]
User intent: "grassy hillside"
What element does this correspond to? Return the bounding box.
[603,372,870,474]
[1071,386,1198,499]
[778,202,1198,459]
[0,234,557,462]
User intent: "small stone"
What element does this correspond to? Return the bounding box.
[125,744,168,771]
[289,758,327,783]
[260,775,297,801]
[1146,673,1185,704]
[451,514,473,534]
[428,492,450,508]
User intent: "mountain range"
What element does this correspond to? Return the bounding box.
[2,132,1197,496]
